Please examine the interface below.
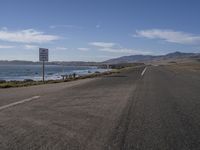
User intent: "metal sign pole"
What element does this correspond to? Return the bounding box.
[42,60,45,82]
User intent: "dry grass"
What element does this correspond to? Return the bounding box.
[0,69,121,89]
[167,62,200,73]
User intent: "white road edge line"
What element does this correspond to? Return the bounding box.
[0,96,40,111]
[141,67,147,76]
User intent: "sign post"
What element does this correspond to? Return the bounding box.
[39,48,49,82]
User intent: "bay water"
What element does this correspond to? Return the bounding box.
[0,65,107,81]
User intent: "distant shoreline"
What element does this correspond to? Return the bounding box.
[0,64,109,82]
[0,64,146,88]
[0,60,102,66]
[0,69,120,89]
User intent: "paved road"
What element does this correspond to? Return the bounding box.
[0,66,200,150]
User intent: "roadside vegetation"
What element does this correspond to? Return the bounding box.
[0,63,144,89]
[0,71,120,88]
[167,60,200,72]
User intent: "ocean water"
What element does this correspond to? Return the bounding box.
[0,65,108,81]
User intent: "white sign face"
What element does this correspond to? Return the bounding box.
[39,48,49,61]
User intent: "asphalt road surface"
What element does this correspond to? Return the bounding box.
[0,66,200,150]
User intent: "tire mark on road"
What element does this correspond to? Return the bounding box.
[105,81,141,150]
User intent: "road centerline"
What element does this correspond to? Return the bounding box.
[141,67,147,76]
[0,96,40,111]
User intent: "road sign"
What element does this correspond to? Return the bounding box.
[39,48,49,62]
[39,48,49,82]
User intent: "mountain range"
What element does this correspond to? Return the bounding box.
[104,51,200,64]
[0,52,199,65]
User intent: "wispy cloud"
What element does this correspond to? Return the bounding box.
[0,29,60,43]
[89,41,151,54]
[99,47,151,54]
[24,44,38,50]
[50,25,83,29]
[135,29,200,45]
[77,48,89,51]
[1,27,8,31]
[0,45,15,49]
[55,47,68,50]
[96,24,101,29]
[89,42,116,48]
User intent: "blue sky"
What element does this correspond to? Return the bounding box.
[0,0,200,61]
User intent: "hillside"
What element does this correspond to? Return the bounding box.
[104,51,200,64]
[1,52,199,66]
